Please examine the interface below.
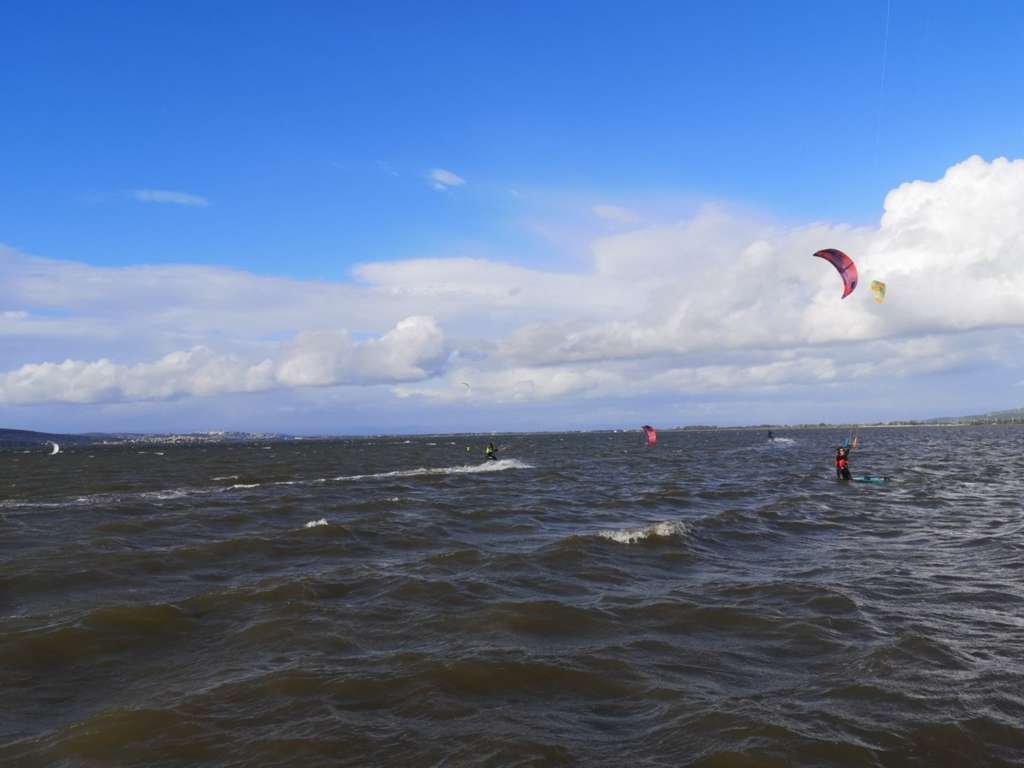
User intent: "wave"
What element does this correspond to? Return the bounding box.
[0,460,533,512]
[332,458,533,482]
[304,518,328,528]
[138,488,200,501]
[597,520,689,544]
[0,603,193,667]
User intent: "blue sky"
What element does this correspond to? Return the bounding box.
[3,1,1024,433]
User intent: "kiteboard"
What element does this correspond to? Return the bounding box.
[851,475,888,484]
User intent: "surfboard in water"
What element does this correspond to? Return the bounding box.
[851,475,887,484]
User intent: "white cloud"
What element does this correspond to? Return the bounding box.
[0,317,445,405]
[592,204,641,224]
[275,316,446,387]
[393,333,986,406]
[5,154,1024,418]
[429,168,466,190]
[131,189,210,207]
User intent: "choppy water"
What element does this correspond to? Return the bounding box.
[2,426,1023,767]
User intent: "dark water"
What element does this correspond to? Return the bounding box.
[2,426,1023,767]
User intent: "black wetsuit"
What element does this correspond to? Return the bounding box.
[485,445,497,461]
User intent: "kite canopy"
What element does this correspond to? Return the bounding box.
[641,425,657,447]
[870,280,886,304]
[813,248,859,299]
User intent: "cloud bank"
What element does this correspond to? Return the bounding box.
[0,317,444,405]
[4,155,1024,422]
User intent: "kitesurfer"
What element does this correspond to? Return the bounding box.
[768,431,775,442]
[484,442,497,461]
[835,445,852,481]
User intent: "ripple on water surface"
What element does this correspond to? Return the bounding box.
[2,427,1023,766]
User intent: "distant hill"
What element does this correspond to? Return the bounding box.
[0,428,97,449]
[0,428,289,450]
[986,407,1024,420]
[926,406,1024,425]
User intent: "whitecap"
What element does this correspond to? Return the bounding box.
[597,520,689,545]
[304,518,328,528]
[140,489,195,500]
[332,458,533,482]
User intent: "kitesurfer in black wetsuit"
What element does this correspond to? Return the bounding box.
[768,431,775,442]
[835,446,851,481]
[484,442,497,461]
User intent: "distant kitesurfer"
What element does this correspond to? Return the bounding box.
[835,445,852,481]
[485,442,498,461]
[768,431,775,442]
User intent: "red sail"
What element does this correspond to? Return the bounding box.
[813,248,859,299]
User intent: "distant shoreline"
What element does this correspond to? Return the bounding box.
[3,420,1024,450]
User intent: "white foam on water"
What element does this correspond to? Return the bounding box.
[140,489,196,500]
[0,499,67,510]
[304,518,328,528]
[771,437,797,445]
[597,520,689,545]
[332,458,533,482]
[9,459,531,511]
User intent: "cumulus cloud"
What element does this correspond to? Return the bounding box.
[131,189,209,207]
[4,154,1024,417]
[0,317,445,405]
[429,168,466,190]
